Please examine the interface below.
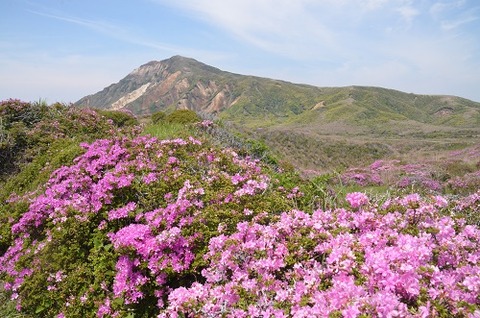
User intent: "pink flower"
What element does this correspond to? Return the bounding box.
[108,202,137,221]
[142,172,158,184]
[346,192,369,209]
[434,195,448,208]
[97,298,112,317]
[200,120,213,128]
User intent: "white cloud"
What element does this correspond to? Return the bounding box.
[395,5,420,25]
[152,0,429,60]
[429,0,479,30]
[151,0,342,59]
[430,0,466,17]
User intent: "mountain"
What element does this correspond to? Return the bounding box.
[76,55,240,115]
[76,56,480,173]
[76,55,480,126]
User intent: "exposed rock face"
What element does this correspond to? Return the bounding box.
[111,83,151,110]
[75,56,240,116]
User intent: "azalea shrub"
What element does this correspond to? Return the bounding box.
[0,99,131,179]
[0,133,479,317]
[0,134,293,317]
[161,192,480,317]
[340,158,480,195]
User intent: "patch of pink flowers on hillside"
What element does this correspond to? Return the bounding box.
[1,134,479,317]
[161,195,480,317]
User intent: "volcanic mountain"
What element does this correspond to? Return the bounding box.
[76,55,479,126]
[76,55,480,172]
[76,55,248,115]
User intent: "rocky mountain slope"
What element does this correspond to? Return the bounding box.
[76,55,243,115]
[75,56,480,173]
[76,56,480,127]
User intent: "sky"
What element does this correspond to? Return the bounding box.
[1,0,479,103]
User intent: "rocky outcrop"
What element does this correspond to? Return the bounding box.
[75,56,240,116]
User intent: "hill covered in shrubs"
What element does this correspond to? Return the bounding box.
[0,99,479,317]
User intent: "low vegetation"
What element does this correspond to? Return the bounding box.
[0,99,479,317]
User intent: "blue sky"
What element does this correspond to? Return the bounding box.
[1,0,479,103]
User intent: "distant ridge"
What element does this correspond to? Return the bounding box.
[75,55,480,127]
[75,55,480,172]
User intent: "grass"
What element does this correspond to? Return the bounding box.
[248,129,393,174]
[142,122,196,139]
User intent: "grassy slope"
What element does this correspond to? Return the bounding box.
[219,85,480,174]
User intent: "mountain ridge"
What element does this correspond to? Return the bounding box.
[75,56,480,172]
[75,55,480,127]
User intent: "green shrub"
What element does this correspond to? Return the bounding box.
[151,111,166,124]
[166,109,200,124]
[243,138,278,165]
[98,110,138,127]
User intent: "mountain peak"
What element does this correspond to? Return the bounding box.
[167,55,197,63]
[76,56,236,114]
[75,56,480,126]
[129,55,223,78]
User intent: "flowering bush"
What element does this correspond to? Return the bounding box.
[0,99,131,179]
[454,190,480,226]
[0,134,292,317]
[345,192,369,209]
[340,158,480,195]
[1,129,479,317]
[162,194,480,317]
[448,171,480,195]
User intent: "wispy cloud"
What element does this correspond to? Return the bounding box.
[152,0,431,60]
[28,9,234,65]
[430,0,466,17]
[395,5,420,25]
[29,10,180,53]
[429,0,480,30]
[441,7,479,30]
[151,0,341,59]
[29,10,118,34]
[441,14,478,30]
